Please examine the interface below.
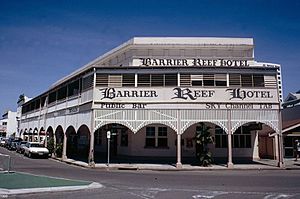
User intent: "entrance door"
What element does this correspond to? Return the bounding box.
[110,129,118,156]
[284,136,300,157]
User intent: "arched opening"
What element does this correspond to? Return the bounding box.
[129,123,177,164]
[94,123,178,164]
[76,125,90,162]
[39,127,45,144]
[23,129,28,141]
[181,122,225,165]
[94,123,132,163]
[66,126,77,160]
[33,128,39,142]
[232,122,277,164]
[28,128,33,142]
[55,126,64,158]
[46,126,54,155]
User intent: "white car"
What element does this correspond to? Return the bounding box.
[23,142,49,158]
[0,138,6,147]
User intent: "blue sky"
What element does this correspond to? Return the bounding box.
[0,0,299,114]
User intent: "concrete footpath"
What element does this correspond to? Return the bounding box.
[0,172,103,197]
[60,158,300,171]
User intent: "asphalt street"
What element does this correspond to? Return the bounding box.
[1,147,300,199]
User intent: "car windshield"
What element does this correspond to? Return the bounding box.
[30,143,43,147]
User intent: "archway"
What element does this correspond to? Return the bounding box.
[93,123,134,164]
[28,128,33,142]
[132,123,177,164]
[39,127,45,144]
[55,126,64,158]
[232,122,277,164]
[23,129,28,141]
[46,126,54,155]
[33,128,38,142]
[181,122,225,165]
[76,125,90,162]
[66,126,77,159]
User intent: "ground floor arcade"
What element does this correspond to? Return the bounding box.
[19,108,284,168]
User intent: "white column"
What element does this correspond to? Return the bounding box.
[62,133,67,160]
[252,131,259,160]
[44,131,48,148]
[53,133,56,158]
[277,134,285,168]
[227,131,234,168]
[274,135,279,160]
[89,131,95,167]
[176,110,182,169]
[176,133,182,169]
[277,110,285,168]
[88,110,95,167]
[227,110,233,168]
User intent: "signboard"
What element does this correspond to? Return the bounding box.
[107,131,111,139]
[94,102,279,110]
[134,58,252,67]
[94,87,279,104]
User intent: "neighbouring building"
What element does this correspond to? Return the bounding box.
[281,90,300,157]
[19,37,284,168]
[16,95,32,140]
[0,110,17,138]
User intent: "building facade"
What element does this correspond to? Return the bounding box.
[281,90,300,157]
[1,110,17,138]
[19,37,284,168]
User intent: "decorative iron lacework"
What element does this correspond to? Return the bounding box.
[94,109,280,135]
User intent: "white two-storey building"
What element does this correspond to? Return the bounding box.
[19,37,284,168]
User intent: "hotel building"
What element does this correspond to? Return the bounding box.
[19,37,284,168]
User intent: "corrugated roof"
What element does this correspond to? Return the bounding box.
[50,37,254,89]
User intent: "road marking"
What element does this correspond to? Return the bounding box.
[264,194,292,199]
[113,185,297,199]
[192,191,227,198]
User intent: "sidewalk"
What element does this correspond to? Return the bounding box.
[0,172,103,197]
[59,158,300,171]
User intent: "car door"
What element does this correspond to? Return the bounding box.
[24,143,30,155]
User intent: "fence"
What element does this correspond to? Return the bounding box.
[0,153,11,173]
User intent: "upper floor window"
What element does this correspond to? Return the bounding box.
[181,73,226,87]
[48,91,57,104]
[82,75,94,91]
[137,74,177,87]
[68,80,80,97]
[57,86,67,101]
[229,74,268,88]
[96,74,135,87]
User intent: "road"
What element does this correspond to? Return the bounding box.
[1,147,300,199]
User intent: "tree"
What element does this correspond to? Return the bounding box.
[47,137,55,155]
[55,143,63,158]
[195,122,214,166]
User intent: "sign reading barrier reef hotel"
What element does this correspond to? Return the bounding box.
[19,37,284,168]
[136,58,250,67]
[94,87,279,110]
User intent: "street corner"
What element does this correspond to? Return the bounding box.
[0,172,103,197]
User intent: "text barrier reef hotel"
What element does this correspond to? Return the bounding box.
[19,37,284,168]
